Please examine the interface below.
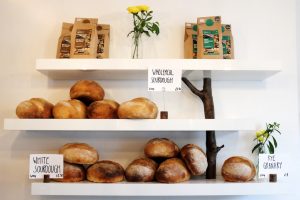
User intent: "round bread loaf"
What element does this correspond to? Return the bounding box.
[16,98,53,118]
[221,156,256,182]
[87,160,124,183]
[53,99,87,119]
[125,158,157,182]
[52,162,85,182]
[144,138,180,159]
[118,97,158,119]
[70,80,105,105]
[59,143,99,164]
[87,99,119,119]
[180,144,208,175]
[155,158,191,183]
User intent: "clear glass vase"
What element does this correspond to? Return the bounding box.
[131,34,142,59]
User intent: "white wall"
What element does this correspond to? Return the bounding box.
[0,0,299,200]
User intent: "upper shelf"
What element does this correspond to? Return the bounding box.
[36,59,281,81]
[4,119,254,131]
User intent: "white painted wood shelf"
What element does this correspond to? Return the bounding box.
[36,59,281,81]
[31,178,290,196]
[4,119,254,131]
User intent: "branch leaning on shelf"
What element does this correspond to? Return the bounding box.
[182,77,224,179]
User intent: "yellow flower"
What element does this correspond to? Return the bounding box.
[137,5,149,12]
[256,129,268,142]
[127,6,140,14]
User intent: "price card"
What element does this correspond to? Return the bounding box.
[258,154,289,179]
[29,154,64,179]
[148,67,182,92]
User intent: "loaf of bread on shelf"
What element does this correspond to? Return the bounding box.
[156,158,191,183]
[87,160,124,183]
[16,98,53,118]
[52,162,85,182]
[221,156,256,182]
[70,80,105,105]
[53,99,87,119]
[125,158,157,182]
[118,97,158,119]
[144,138,180,159]
[87,99,119,119]
[180,144,208,175]
[59,143,99,164]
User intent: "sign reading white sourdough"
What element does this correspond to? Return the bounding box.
[148,67,182,92]
[29,154,63,179]
[258,154,289,179]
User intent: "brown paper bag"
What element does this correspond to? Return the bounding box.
[222,24,234,59]
[96,24,110,59]
[70,18,98,58]
[56,23,73,58]
[197,16,223,59]
[184,23,198,59]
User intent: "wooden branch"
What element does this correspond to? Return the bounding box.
[182,77,224,179]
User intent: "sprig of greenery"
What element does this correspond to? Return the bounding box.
[252,122,281,154]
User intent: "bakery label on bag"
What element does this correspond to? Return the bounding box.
[60,36,71,58]
[74,29,92,55]
[258,154,289,179]
[203,30,220,55]
[29,154,64,179]
[148,67,182,92]
[222,35,231,55]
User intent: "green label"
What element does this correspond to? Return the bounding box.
[192,34,197,59]
[222,35,231,55]
[202,30,219,55]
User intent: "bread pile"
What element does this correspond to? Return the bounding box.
[16,80,158,119]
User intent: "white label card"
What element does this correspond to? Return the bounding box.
[258,154,289,179]
[29,154,64,179]
[148,67,182,92]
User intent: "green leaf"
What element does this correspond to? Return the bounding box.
[268,141,275,154]
[146,17,153,21]
[252,143,262,154]
[272,136,278,148]
[143,31,150,37]
[127,30,134,37]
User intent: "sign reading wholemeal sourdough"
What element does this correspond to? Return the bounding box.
[258,154,289,179]
[29,154,64,179]
[148,67,182,92]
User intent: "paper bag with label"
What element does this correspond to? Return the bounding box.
[197,16,223,59]
[222,24,234,59]
[184,23,198,59]
[70,18,98,58]
[56,23,73,58]
[96,24,110,59]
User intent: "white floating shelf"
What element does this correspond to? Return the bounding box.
[36,59,281,81]
[31,179,290,196]
[4,119,254,131]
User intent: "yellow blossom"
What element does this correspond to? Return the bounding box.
[137,5,149,12]
[127,6,140,14]
[256,129,268,142]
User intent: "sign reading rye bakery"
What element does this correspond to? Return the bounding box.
[29,154,64,179]
[148,67,182,92]
[258,154,289,179]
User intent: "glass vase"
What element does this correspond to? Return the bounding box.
[131,34,142,59]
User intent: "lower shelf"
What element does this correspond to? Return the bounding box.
[31,178,290,196]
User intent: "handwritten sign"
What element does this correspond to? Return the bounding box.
[148,67,182,92]
[258,154,289,179]
[29,154,64,179]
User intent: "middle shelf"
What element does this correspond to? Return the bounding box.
[4,119,255,131]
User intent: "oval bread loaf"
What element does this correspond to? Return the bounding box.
[59,143,99,164]
[87,99,119,119]
[155,158,191,183]
[221,156,256,182]
[118,97,158,119]
[144,138,180,159]
[53,99,87,119]
[52,162,85,182]
[125,158,157,182]
[70,80,105,105]
[87,160,124,183]
[16,98,53,118]
[180,144,208,175]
